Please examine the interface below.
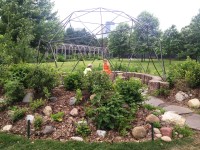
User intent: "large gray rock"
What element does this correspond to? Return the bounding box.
[163,105,193,115]
[43,106,52,116]
[175,91,189,101]
[2,125,12,132]
[161,111,186,126]
[69,97,77,106]
[185,114,200,130]
[23,92,34,103]
[132,126,147,139]
[187,98,200,108]
[42,126,54,134]
[146,114,160,123]
[96,130,106,138]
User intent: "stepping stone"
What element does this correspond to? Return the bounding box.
[163,105,193,115]
[185,114,200,130]
[144,96,165,107]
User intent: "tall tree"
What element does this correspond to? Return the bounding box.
[134,11,161,61]
[0,0,63,63]
[108,23,131,59]
[162,25,180,64]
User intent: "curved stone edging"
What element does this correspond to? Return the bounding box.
[112,71,169,93]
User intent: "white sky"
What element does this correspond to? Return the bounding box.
[53,0,200,32]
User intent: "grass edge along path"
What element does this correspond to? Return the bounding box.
[0,133,195,150]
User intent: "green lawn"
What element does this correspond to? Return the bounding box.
[42,59,184,76]
[0,133,196,150]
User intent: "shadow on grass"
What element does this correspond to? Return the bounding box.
[0,133,194,150]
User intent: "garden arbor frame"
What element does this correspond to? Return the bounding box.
[46,7,166,79]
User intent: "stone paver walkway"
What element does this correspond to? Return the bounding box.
[145,96,200,131]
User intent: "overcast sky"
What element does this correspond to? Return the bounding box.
[53,0,200,31]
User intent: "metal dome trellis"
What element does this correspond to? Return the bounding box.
[42,7,166,79]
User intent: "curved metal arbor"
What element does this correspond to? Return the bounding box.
[46,7,166,79]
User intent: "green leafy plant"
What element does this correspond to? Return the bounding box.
[75,89,82,104]
[143,104,157,111]
[4,80,25,103]
[51,112,64,122]
[76,122,91,137]
[152,122,161,128]
[174,125,194,137]
[64,72,83,90]
[43,87,51,99]
[114,77,143,105]
[34,115,43,130]
[29,98,46,111]
[153,88,170,97]
[9,106,27,122]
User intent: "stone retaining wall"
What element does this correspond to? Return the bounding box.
[112,71,169,93]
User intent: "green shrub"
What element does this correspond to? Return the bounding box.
[9,106,27,122]
[4,80,25,103]
[152,122,161,128]
[85,71,113,93]
[29,98,46,111]
[0,65,9,86]
[114,77,143,105]
[174,125,193,137]
[75,89,82,104]
[34,115,43,130]
[143,104,156,111]
[153,88,170,97]
[86,92,137,132]
[43,87,51,99]
[64,72,83,90]
[76,122,91,137]
[167,57,200,88]
[51,112,64,122]
[57,54,65,62]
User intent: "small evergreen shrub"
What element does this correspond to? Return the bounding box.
[9,106,27,122]
[75,89,82,104]
[34,115,43,130]
[51,112,64,122]
[76,122,91,137]
[29,98,46,111]
[4,80,25,103]
[64,72,83,90]
[174,125,193,137]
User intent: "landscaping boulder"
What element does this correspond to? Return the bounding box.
[132,126,147,139]
[153,128,161,134]
[160,127,173,138]
[175,91,189,102]
[155,134,162,138]
[161,111,185,126]
[161,136,172,142]
[49,97,57,102]
[42,126,54,134]
[71,136,83,141]
[96,130,106,138]
[146,114,160,123]
[23,92,34,103]
[69,97,77,106]
[188,98,200,108]
[2,125,12,132]
[70,108,78,116]
[43,106,52,116]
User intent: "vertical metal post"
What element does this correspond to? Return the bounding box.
[151,123,154,141]
[27,120,30,139]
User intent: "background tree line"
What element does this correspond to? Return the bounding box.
[0,0,200,64]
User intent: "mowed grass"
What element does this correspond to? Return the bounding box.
[42,59,184,76]
[0,133,197,150]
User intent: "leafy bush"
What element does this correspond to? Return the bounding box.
[9,106,27,122]
[76,122,91,137]
[86,92,137,132]
[174,125,193,137]
[43,87,51,99]
[0,65,9,86]
[51,112,64,122]
[4,80,25,103]
[167,57,200,88]
[75,89,82,104]
[64,72,83,90]
[29,98,46,111]
[57,54,65,62]
[85,71,113,93]
[152,122,161,128]
[153,88,170,97]
[34,115,43,130]
[114,77,143,105]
